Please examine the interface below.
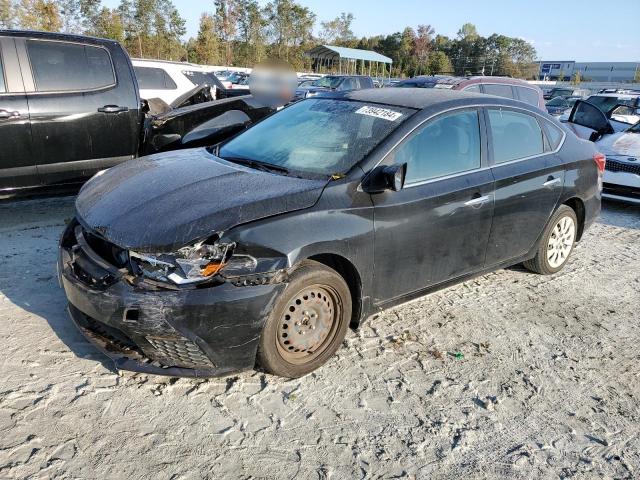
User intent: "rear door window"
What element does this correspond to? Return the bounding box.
[397,109,482,184]
[488,109,544,163]
[516,87,540,106]
[0,53,5,93]
[483,84,514,99]
[134,66,177,90]
[26,40,115,92]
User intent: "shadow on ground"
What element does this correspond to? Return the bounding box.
[0,194,116,373]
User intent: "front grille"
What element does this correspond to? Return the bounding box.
[145,337,214,369]
[84,230,129,268]
[605,159,640,175]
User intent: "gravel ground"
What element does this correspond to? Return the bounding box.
[0,196,639,479]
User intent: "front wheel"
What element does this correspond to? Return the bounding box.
[524,205,578,275]
[257,260,352,378]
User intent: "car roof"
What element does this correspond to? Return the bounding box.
[0,29,119,46]
[589,93,640,98]
[329,87,525,110]
[397,75,534,88]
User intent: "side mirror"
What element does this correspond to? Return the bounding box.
[362,163,407,193]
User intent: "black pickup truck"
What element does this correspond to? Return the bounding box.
[0,30,274,194]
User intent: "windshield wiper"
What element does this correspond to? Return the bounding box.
[221,156,290,175]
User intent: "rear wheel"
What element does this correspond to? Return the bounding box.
[257,260,351,378]
[524,205,577,275]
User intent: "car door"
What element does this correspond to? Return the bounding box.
[18,37,139,186]
[371,108,495,302]
[0,36,35,190]
[484,107,565,266]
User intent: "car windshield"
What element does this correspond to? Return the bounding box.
[546,97,569,107]
[587,95,637,113]
[227,72,246,84]
[629,122,640,133]
[218,99,415,176]
[312,76,343,89]
[549,89,573,97]
[396,81,434,88]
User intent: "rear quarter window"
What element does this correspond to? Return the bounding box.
[488,109,545,163]
[483,84,514,99]
[541,120,565,151]
[134,66,178,90]
[27,40,115,92]
[516,86,541,107]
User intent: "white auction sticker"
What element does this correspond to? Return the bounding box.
[355,106,403,121]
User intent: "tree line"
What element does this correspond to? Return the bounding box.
[0,0,538,78]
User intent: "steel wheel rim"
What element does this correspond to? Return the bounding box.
[547,215,576,268]
[276,284,341,364]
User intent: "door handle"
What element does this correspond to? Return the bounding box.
[543,177,562,188]
[0,109,21,120]
[98,105,129,114]
[464,195,492,207]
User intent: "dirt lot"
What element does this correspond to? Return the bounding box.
[0,196,639,479]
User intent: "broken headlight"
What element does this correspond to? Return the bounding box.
[129,241,257,286]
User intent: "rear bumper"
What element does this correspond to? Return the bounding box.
[59,233,286,378]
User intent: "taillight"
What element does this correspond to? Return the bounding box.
[593,152,606,174]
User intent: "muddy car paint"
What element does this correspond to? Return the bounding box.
[59,89,601,377]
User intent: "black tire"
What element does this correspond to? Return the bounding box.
[523,205,578,275]
[256,260,352,378]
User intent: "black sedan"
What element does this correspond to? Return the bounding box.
[59,89,602,378]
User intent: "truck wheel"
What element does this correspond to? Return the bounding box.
[524,205,578,275]
[257,260,352,378]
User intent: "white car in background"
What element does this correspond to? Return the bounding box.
[132,59,217,104]
[567,100,640,204]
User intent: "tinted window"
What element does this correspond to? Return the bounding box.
[219,99,413,176]
[396,81,430,88]
[543,121,564,150]
[488,109,544,163]
[27,40,115,92]
[0,54,5,93]
[398,110,481,184]
[586,95,637,113]
[134,66,177,90]
[463,84,481,93]
[516,87,540,106]
[483,84,514,99]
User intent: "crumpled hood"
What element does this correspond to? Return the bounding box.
[596,131,640,158]
[76,148,328,253]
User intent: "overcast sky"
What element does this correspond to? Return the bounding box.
[103,0,640,62]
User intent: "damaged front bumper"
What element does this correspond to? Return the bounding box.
[58,222,286,378]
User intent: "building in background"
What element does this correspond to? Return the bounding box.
[538,61,639,82]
